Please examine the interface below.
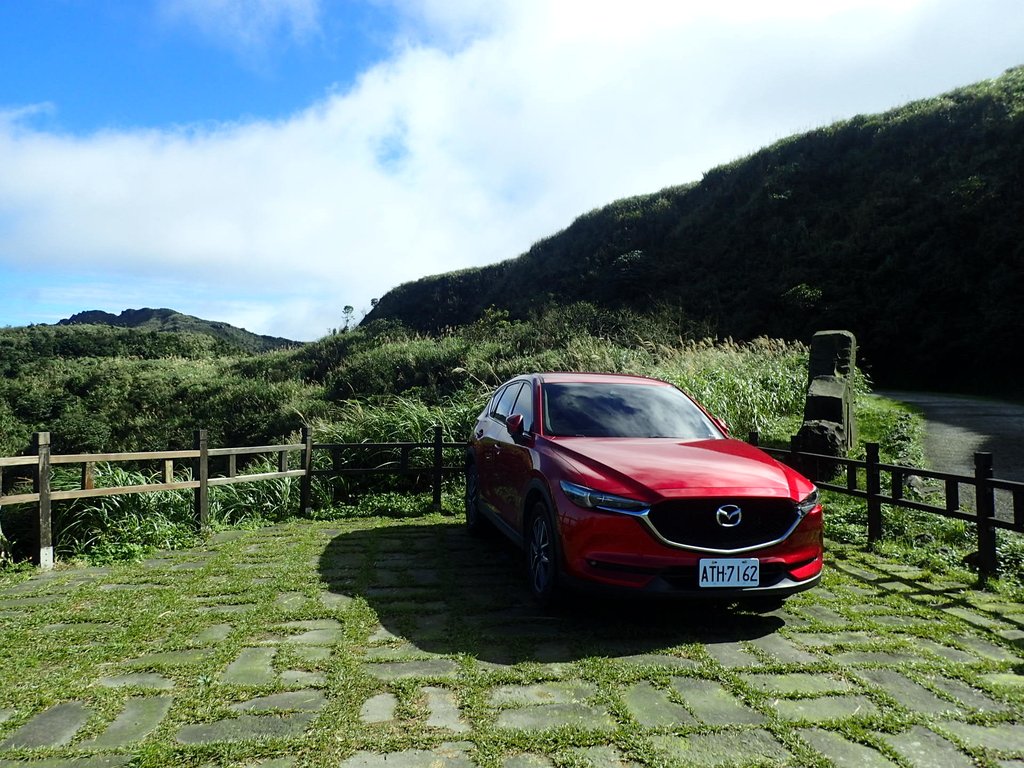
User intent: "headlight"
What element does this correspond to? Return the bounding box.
[796,488,820,516]
[560,481,649,516]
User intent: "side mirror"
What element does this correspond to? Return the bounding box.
[506,413,525,439]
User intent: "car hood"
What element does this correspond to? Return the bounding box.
[548,437,811,500]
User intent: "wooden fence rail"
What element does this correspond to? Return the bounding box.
[0,428,313,569]
[749,432,1024,579]
[2,425,1022,578]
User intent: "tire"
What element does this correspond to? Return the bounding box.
[526,500,560,604]
[465,462,486,535]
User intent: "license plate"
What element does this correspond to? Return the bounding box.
[698,558,760,587]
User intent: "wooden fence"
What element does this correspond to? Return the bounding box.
[2,426,1022,578]
[0,427,466,570]
[750,432,1024,578]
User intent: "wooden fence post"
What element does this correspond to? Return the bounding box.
[432,425,443,509]
[32,432,54,571]
[866,442,882,544]
[331,447,343,504]
[974,452,997,578]
[300,425,313,515]
[194,430,209,530]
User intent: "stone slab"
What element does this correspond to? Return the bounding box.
[981,672,1024,689]
[222,647,278,686]
[281,670,326,687]
[856,668,959,714]
[496,703,614,731]
[613,654,697,669]
[82,696,173,748]
[0,702,90,749]
[424,686,470,732]
[882,726,976,768]
[0,758,132,768]
[959,635,1019,662]
[363,659,460,681]
[747,634,818,664]
[770,695,879,723]
[273,592,308,610]
[941,723,1024,752]
[320,592,356,610]
[125,649,212,667]
[702,642,759,668]
[914,638,978,663]
[176,712,316,744]
[283,629,344,646]
[0,596,59,608]
[502,756,552,768]
[943,606,1011,630]
[622,681,697,728]
[566,746,641,768]
[924,675,1007,713]
[832,650,924,666]
[97,673,174,690]
[191,623,232,645]
[670,678,764,726]
[490,682,596,707]
[740,672,856,696]
[799,728,898,767]
[339,743,475,768]
[360,693,397,723]
[291,646,332,664]
[230,690,327,712]
[651,729,790,767]
[796,631,873,647]
[798,606,847,626]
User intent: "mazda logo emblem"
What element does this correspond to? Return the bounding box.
[716,504,742,527]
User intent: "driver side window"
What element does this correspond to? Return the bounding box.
[492,382,524,422]
[510,382,534,433]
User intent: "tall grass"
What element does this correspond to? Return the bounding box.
[50,458,305,562]
[12,307,822,563]
[54,465,197,563]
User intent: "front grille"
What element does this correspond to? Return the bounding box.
[646,497,800,551]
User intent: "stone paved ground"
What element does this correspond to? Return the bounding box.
[0,516,1022,767]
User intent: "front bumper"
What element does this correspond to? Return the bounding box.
[554,500,824,598]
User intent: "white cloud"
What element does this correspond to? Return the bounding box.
[2,0,1023,339]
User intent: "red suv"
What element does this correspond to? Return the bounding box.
[466,372,823,604]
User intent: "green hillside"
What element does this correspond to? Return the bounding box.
[364,67,1024,393]
[58,308,299,353]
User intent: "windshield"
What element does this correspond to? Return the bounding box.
[541,382,722,439]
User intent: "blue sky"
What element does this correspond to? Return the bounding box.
[2,0,1023,340]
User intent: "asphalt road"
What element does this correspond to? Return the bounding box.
[876,390,1024,481]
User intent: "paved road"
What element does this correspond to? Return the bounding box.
[876,390,1024,481]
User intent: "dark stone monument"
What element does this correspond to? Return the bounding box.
[798,330,857,462]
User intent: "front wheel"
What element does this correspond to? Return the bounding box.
[526,500,560,604]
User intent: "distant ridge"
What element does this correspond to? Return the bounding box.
[58,308,300,353]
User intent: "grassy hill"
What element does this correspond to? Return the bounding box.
[364,66,1024,394]
[58,308,299,353]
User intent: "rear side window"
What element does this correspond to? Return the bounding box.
[492,382,525,421]
[510,381,535,433]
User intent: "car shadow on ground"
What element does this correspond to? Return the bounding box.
[318,520,787,664]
